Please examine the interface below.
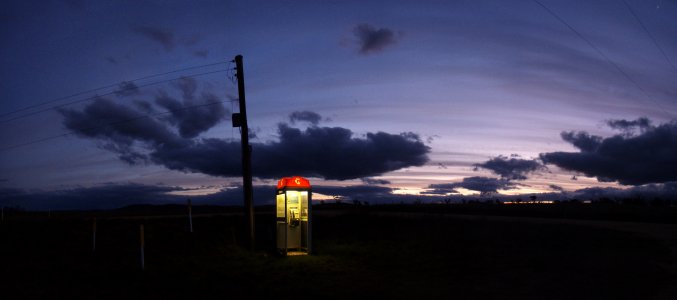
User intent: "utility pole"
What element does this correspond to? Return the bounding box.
[233,55,255,251]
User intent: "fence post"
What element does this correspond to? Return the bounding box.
[140,224,145,271]
[92,218,97,252]
[187,199,193,233]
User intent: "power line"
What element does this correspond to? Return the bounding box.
[621,0,677,75]
[532,0,673,117]
[0,61,229,118]
[0,69,229,124]
[0,99,235,152]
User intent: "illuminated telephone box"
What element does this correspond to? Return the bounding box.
[276,176,312,256]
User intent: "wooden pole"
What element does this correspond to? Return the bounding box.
[140,224,145,271]
[234,54,255,251]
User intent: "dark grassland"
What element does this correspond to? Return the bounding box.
[1,205,675,299]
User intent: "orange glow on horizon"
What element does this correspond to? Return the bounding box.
[503,200,554,204]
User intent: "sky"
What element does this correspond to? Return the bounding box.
[1,0,676,210]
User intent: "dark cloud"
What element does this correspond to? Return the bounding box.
[616,182,677,200]
[570,186,622,200]
[194,185,277,206]
[100,142,148,165]
[353,23,400,54]
[423,183,459,195]
[114,81,140,97]
[4,180,674,211]
[0,184,280,210]
[152,124,430,180]
[0,184,399,210]
[549,184,564,192]
[606,117,653,137]
[132,25,175,51]
[255,125,429,180]
[133,100,154,113]
[313,185,393,201]
[171,76,198,100]
[540,120,677,185]
[564,183,677,202]
[0,183,405,210]
[60,99,429,181]
[58,98,181,147]
[57,98,170,163]
[606,117,652,131]
[560,131,602,152]
[0,184,184,210]
[428,177,517,196]
[360,178,391,185]
[426,135,440,144]
[155,77,227,138]
[149,138,240,177]
[58,78,228,164]
[474,155,544,180]
[452,176,517,195]
[289,110,322,126]
[495,182,677,203]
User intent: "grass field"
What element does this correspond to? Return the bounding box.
[1,206,675,299]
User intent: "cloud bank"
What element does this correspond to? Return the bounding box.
[426,176,517,196]
[360,177,391,185]
[0,184,184,210]
[289,110,322,126]
[147,124,429,180]
[0,183,399,210]
[2,181,674,211]
[314,184,393,202]
[540,118,677,185]
[58,86,429,180]
[474,155,544,180]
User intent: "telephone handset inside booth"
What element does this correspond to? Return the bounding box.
[288,208,300,227]
[287,191,301,227]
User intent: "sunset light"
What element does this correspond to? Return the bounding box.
[1,1,675,298]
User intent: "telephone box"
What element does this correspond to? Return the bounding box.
[276,176,312,256]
